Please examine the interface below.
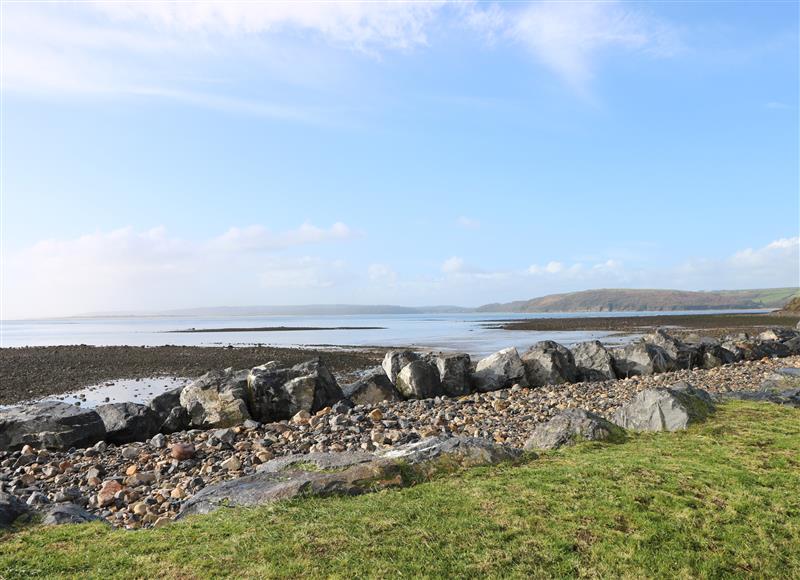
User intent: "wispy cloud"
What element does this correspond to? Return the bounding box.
[456,216,480,229]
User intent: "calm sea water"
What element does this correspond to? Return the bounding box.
[0,310,768,357]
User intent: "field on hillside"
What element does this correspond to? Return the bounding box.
[1,401,798,579]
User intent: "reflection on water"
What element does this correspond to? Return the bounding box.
[51,376,191,408]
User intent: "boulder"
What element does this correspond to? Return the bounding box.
[0,491,29,528]
[41,503,102,526]
[179,369,252,428]
[612,341,674,377]
[473,347,528,392]
[95,403,160,445]
[342,369,402,406]
[285,358,345,413]
[700,343,738,369]
[521,341,580,387]
[523,409,626,450]
[149,387,189,433]
[645,329,702,370]
[0,401,106,451]
[721,337,788,361]
[783,336,800,355]
[256,451,376,474]
[377,436,522,469]
[613,382,715,432]
[381,350,420,384]
[433,353,473,396]
[395,359,444,399]
[758,328,799,342]
[571,341,617,382]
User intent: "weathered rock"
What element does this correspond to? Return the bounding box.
[433,353,473,396]
[523,409,625,450]
[41,503,102,526]
[612,341,675,377]
[522,341,579,387]
[613,382,715,432]
[645,329,702,370]
[97,480,123,508]
[381,350,420,384]
[700,343,739,369]
[572,341,617,382]
[95,403,160,445]
[473,348,528,392]
[395,360,444,399]
[180,368,251,428]
[256,451,375,474]
[0,401,106,451]
[758,328,800,343]
[377,436,522,468]
[721,337,788,361]
[342,369,402,405]
[170,442,195,460]
[149,387,189,433]
[0,491,29,528]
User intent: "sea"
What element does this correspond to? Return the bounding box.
[0,309,768,357]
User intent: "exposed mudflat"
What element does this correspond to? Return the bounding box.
[0,345,385,405]
[492,312,800,336]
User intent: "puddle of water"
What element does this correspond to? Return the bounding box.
[47,376,192,408]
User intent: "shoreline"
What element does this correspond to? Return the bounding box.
[166,325,387,333]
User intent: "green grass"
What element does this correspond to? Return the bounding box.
[1,401,799,579]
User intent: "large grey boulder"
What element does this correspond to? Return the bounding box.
[0,491,29,528]
[612,340,675,377]
[721,336,789,361]
[378,436,522,468]
[95,402,160,445]
[433,353,473,396]
[246,358,344,422]
[700,343,738,369]
[571,341,617,382]
[382,350,420,384]
[342,369,402,406]
[473,347,528,392]
[758,328,800,343]
[645,329,701,370]
[41,503,102,525]
[0,401,106,451]
[522,341,579,387]
[523,409,626,450]
[256,451,376,474]
[180,368,252,428]
[613,382,715,432]
[395,359,444,399]
[149,387,189,433]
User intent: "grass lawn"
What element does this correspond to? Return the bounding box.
[1,401,798,579]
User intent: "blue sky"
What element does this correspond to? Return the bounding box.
[2,1,798,318]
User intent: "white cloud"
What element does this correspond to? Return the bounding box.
[456,216,480,229]
[368,263,398,286]
[209,222,353,252]
[441,256,465,274]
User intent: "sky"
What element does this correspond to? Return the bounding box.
[1,0,799,319]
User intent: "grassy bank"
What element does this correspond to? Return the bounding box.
[1,401,798,578]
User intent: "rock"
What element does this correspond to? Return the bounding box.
[378,436,522,471]
[758,328,799,342]
[291,410,311,425]
[256,450,375,474]
[645,329,702,370]
[220,456,242,471]
[381,350,420,384]
[97,480,124,507]
[721,337,788,361]
[170,443,195,461]
[433,353,473,396]
[149,433,167,449]
[613,382,715,432]
[149,386,188,433]
[700,343,738,369]
[41,503,102,525]
[368,409,383,421]
[212,428,237,446]
[571,341,617,382]
[612,341,675,377]
[342,369,402,405]
[395,360,444,399]
[523,409,626,450]
[0,401,106,451]
[521,341,579,386]
[180,369,252,428]
[473,348,528,392]
[26,491,49,506]
[121,446,141,460]
[0,492,29,528]
[95,403,160,445]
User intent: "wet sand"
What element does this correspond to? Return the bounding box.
[0,345,385,405]
[491,312,800,335]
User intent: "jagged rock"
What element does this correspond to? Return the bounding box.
[342,369,402,405]
[40,503,102,525]
[284,358,345,414]
[522,341,579,387]
[0,401,106,451]
[721,337,789,361]
[395,360,444,399]
[612,340,675,377]
[571,341,617,382]
[473,347,528,392]
[381,351,420,384]
[758,328,800,342]
[180,436,520,518]
[0,491,29,528]
[645,329,702,370]
[700,343,738,369]
[613,381,715,432]
[149,387,188,433]
[95,403,160,445]
[523,409,626,450]
[433,353,473,397]
[180,368,251,428]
